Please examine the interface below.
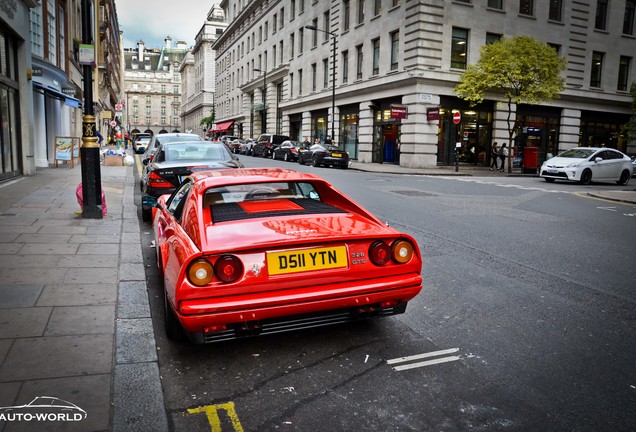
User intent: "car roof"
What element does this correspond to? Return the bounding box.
[190,168,325,189]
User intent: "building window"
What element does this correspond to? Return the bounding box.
[595,0,608,30]
[549,0,562,21]
[291,0,296,19]
[300,0,305,14]
[173,85,179,94]
[358,0,365,24]
[590,51,603,87]
[356,44,363,79]
[311,63,317,91]
[311,18,318,47]
[47,0,57,64]
[161,117,166,125]
[323,11,330,42]
[161,95,166,103]
[343,0,350,31]
[146,95,151,103]
[624,0,636,35]
[161,107,166,115]
[547,43,561,54]
[390,31,399,71]
[487,0,502,9]
[280,8,285,29]
[372,38,380,75]
[58,4,65,68]
[298,69,303,95]
[146,107,151,115]
[373,0,381,16]
[161,85,166,93]
[291,33,295,58]
[392,0,400,6]
[280,41,284,64]
[323,58,329,88]
[30,5,43,57]
[299,28,304,54]
[273,45,277,67]
[451,27,468,69]
[519,0,533,16]
[342,50,349,83]
[486,33,502,44]
[267,19,271,37]
[618,56,631,91]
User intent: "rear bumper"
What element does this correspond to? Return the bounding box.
[176,275,422,343]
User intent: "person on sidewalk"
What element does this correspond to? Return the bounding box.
[498,143,508,171]
[490,142,499,171]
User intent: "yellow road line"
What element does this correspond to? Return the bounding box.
[574,192,636,207]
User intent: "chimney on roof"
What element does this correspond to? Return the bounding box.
[165,36,172,49]
[137,40,145,60]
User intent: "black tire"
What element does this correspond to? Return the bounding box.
[141,204,152,222]
[544,178,555,183]
[271,151,276,159]
[299,156,305,165]
[617,170,630,185]
[311,156,318,167]
[164,289,186,341]
[579,169,592,185]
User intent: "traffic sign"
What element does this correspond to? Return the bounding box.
[110,120,117,127]
[452,111,461,124]
[115,104,123,111]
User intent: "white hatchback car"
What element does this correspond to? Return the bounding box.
[540,147,632,185]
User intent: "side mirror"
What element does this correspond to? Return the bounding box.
[142,195,162,210]
[594,157,602,163]
[142,158,149,165]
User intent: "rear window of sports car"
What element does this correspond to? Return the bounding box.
[203,182,346,223]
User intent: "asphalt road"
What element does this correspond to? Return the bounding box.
[139,155,636,432]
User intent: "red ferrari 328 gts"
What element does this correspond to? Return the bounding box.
[143,168,423,344]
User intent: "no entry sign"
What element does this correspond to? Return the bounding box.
[453,111,461,124]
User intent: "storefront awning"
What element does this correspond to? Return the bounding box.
[210,120,235,133]
[33,82,82,108]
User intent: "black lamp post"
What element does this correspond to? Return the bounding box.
[253,68,267,133]
[80,0,102,218]
[305,24,337,142]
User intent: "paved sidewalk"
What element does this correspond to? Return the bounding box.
[0,162,166,432]
[0,159,633,432]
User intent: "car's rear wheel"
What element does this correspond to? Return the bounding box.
[579,169,592,185]
[164,290,186,341]
[311,156,319,167]
[617,170,630,185]
[544,178,555,183]
[299,156,305,165]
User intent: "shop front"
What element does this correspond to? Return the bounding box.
[288,113,302,141]
[311,109,328,142]
[437,97,494,166]
[579,110,631,153]
[370,98,404,164]
[514,105,562,168]
[339,105,359,159]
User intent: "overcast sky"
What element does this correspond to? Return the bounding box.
[116,1,215,49]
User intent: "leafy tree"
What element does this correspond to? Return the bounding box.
[454,36,567,172]
[200,109,215,135]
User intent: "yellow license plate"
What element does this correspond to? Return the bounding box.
[331,153,342,157]
[267,246,348,275]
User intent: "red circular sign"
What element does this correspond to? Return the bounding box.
[453,111,461,124]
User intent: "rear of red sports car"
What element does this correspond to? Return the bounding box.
[154,169,423,343]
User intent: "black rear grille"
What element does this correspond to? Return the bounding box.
[212,199,346,223]
[193,302,407,344]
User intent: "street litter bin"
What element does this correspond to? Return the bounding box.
[523,147,538,174]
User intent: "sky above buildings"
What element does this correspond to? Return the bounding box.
[116,0,213,49]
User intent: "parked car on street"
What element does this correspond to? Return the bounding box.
[143,168,423,343]
[132,136,151,154]
[252,133,290,157]
[631,156,636,177]
[539,147,631,185]
[272,140,301,161]
[240,139,256,155]
[140,133,203,184]
[298,143,349,169]
[140,141,243,221]
[227,139,244,154]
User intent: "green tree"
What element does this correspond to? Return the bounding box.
[200,109,215,135]
[454,36,567,172]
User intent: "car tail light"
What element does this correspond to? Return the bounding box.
[148,172,172,188]
[188,259,214,286]
[214,255,243,283]
[391,240,415,264]
[369,241,391,266]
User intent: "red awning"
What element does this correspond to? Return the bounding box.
[211,120,235,133]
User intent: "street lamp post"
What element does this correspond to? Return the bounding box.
[305,24,337,142]
[253,68,267,133]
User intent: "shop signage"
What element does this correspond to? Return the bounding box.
[62,86,76,96]
[390,105,408,119]
[453,111,461,124]
[427,108,440,121]
[31,67,43,77]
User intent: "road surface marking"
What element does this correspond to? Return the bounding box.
[187,402,244,432]
[597,206,617,212]
[387,348,461,371]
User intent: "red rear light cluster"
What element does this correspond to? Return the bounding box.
[187,256,243,286]
[369,240,415,266]
[148,172,172,188]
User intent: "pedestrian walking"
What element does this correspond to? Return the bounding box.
[498,143,508,171]
[490,142,499,171]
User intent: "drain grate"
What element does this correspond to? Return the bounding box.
[392,190,436,197]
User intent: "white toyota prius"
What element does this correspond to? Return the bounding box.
[539,147,632,185]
